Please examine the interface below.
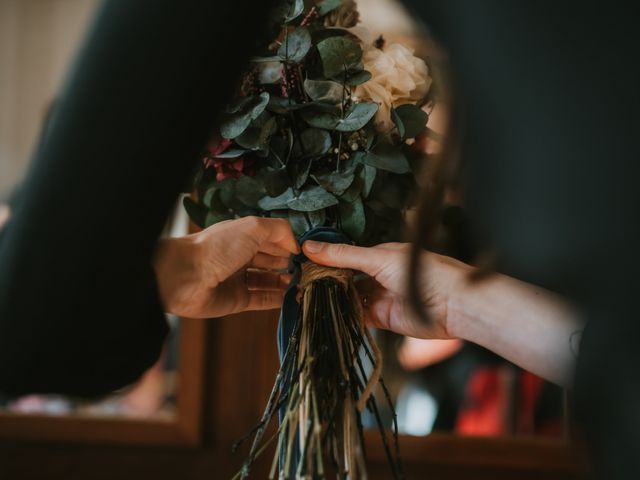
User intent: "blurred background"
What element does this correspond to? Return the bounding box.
[0,0,100,199]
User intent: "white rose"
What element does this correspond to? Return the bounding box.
[352,29,431,133]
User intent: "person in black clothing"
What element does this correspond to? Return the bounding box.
[0,0,293,398]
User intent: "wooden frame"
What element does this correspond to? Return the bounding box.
[0,318,207,447]
[364,432,586,479]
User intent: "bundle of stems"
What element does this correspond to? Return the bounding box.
[233,263,403,479]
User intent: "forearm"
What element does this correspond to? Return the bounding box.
[448,272,583,387]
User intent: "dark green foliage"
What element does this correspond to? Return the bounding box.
[188,0,432,248]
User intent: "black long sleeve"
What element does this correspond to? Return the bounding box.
[0,0,276,397]
[406,1,640,478]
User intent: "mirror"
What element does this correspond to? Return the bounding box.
[0,315,181,420]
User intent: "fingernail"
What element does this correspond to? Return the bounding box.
[303,240,324,254]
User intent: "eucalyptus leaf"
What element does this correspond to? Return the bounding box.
[267,96,296,114]
[258,187,295,210]
[291,157,312,189]
[316,36,362,79]
[300,107,340,129]
[338,197,365,240]
[336,102,378,132]
[340,155,359,175]
[340,173,363,202]
[285,0,304,21]
[393,104,428,139]
[202,187,220,209]
[288,186,338,211]
[343,61,365,77]
[294,128,332,158]
[288,210,308,236]
[296,101,339,112]
[364,125,376,149]
[391,107,405,139]
[235,129,261,150]
[236,115,277,152]
[200,189,233,226]
[312,171,355,195]
[212,148,246,159]
[288,209,326,235]
[279,28,311,63]
[226,96,253,114]
[345,70,372,86]
[269,135,288,167]
[361,142,411,174]
[220,115,252,140]
[235,176,266,207]
[361,164,377,198]
[183,197,207,228]
[250,56,283,63]
[317,0,341,15]
[311,27,352,45]
[264,166,290,197]
[220,92,270,139]
[303,79,344,103]
[216,180,237,208]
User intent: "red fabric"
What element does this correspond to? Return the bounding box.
[455,367,561,437]
[456,367,506,435]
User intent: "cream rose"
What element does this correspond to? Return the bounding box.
[352,29,431,133]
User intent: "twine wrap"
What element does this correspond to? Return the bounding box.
[299,263,382,412]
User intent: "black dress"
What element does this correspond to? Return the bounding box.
[0,0,278,397]
[407,2,640,478]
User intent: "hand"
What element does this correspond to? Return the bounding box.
[302,241,471,340]
[154,217,298,318]
[398,337,464,371]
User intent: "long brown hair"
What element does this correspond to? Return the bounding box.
[407,49,462,323]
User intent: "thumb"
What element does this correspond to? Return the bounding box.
[302,241,390,278]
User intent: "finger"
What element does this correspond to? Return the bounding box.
[250,253,290,271]
[373,242,409,252]
[303,241,399,278]
[244,290,287,312]
[241,217,300,255]
[397,338,463,371]
[259,243,295,259]
[201,272,287,317]
[246,269,291,291]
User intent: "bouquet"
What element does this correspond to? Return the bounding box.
[185,0,433,477]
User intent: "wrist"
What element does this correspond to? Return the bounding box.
[445,280,472,341]
[436,256,475,340]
